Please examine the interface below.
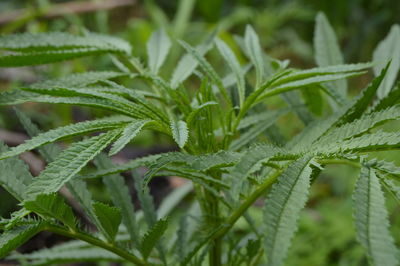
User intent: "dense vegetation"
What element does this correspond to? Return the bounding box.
[0,2,399,266]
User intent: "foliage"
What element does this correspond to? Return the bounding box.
[0,12,399,266]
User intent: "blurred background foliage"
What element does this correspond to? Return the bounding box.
[0,0,399,265]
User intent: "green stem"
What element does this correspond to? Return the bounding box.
[46,225,147,266]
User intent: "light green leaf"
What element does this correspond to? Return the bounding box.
[147,29,172,74]
[24,193,76,230]
[215,38,245,106]
[314,12,347,97]
[92,202,122,242]
[264,156,313,266]
[109,119,149,155]
[353,166,398,266]
[140,218,168,259]
[26,130,121,198]
[170,120,188,148]
[244,25,265,88]
[373,24,400,98]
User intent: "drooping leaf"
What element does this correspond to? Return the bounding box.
[170,120,189,148]
[92,202,122,242]
[26,130,121,198]
[147,29,172,74]
[140,218,168,259]
[373,24,400,98]
[264,156,313,266]
[24,193,76,230]
[353,165,398,266]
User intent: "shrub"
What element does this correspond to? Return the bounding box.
[0,12,399,266]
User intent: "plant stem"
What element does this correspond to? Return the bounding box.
[317,158,361,168]
[46,225,147,266]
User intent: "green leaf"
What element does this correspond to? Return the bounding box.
[373,24,400,98]
[109,119,149,155]
[95,154,139,246]
[157,182,193,219]
[170,120,189,148]
[31,71,128,89]
[186,101,218,127]
[11,247,123,265]
[147,29,172,74]
[0,116,131,160]
[230,109,287,151]
[171,39,213,88]
[316,130,400,154]
[26,130,121,198]
[230,144,286,202]
[372,84,400,112]
[314,12,347,97]
[215,38,245,106]
[353,165,398,266]
[264,156,313,266]
[244,25,265,88]
[0,223,44,259]
[0,32,131,54]
[0,49,112,67]
[290,65,389,150]
[24,193,76,230]
[0,141,33,201]
[317,105,400,143]
[140,218,168,259]
[92,202,122,242]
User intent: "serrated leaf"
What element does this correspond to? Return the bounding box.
[244,25,265,88]
[0,223,44,259]
[31,71,127,89]
[314,12,347,98]
[92,202,122,242]
[95,154,139,246]
[264,156,313,266]
[0,49,111,67]
[230,144,286,202]
[170,120,188,148]
[24,193,76,230]
[316,130,400,154]
[317,105,400,143]
[140,218,168,259]
[12,247,122,265]
[353,166,398,266]
[0,116,131,160]
[147,29,172,74]
[215,38,245,106]
[230,109,287,150]
[109,119,149,155]
[26,130,121,198]
[0,32,131,53]
[373,24,400,98]
[0,141,33,201]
